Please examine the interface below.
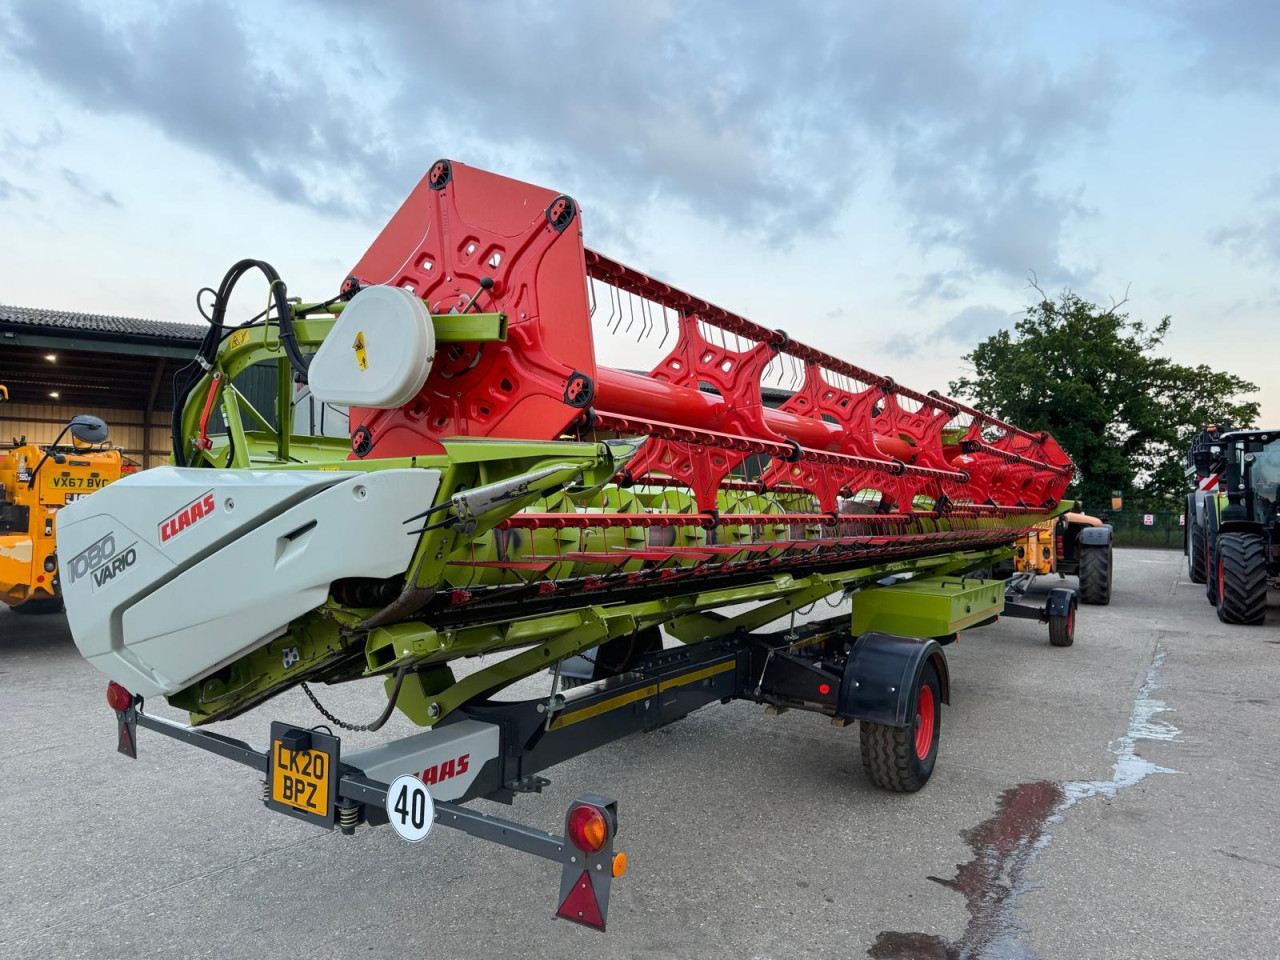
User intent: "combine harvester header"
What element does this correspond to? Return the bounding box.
[59,161,1077,930]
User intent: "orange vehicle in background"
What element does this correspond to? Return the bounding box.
[1006,507,1114,605]
[0,386,121,614]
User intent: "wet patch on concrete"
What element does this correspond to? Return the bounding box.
[869,646,1179,960]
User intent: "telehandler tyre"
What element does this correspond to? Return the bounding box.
[1077,544,1112,605]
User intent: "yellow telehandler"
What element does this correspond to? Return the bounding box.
[0,385,122,613]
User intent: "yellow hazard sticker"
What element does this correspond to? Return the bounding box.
[353,331,369,370]
[229,328,251,350]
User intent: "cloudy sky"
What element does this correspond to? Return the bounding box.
[1,0,1277,418]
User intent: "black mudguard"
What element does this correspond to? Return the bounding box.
[837,632,949,727]
[1046,587,1076,618]
[1078,525,1112,547]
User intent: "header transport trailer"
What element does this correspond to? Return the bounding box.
[58,161,1077,930]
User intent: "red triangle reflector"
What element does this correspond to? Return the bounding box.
[556,870,604,931]
[117,720,137,759]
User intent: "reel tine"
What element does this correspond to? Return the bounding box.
[625,291,637,334]
[609,283,623,333]
[659,305,672,348]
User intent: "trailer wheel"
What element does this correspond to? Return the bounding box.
[859,661,941,793]
[1048,603,1075,647]
[1188,520,1207,584]
[1215,533,1268,625]
[11,597,64,615]
[1077,544,1112,605]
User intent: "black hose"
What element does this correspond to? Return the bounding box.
[171,259,310,465]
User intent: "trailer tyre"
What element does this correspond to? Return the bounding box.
[1188,520,1207,584]
[1077,544,1112,605]
[1215,533,1268,625]
[859,661,941,793]
[1048,603,1076,647]
[11,597,64,615]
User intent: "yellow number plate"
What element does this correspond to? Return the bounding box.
[271,740,332,817]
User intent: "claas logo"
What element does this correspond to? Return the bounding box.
[415,753,470,786]
[159,490,217,544]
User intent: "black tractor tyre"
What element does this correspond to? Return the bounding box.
[860,661,942,793]
[11,597,64,615]
[1188,519,1207,584]
[1215,533,1268,625]
[1205,532,1220,605]
[1077,544,1112,605]
[1048,602,1076,647]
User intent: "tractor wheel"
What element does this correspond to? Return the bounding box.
[1048,603,1076,647]
[1077,544,1112,605]
[12,597,64,615]
[860,661,941,793]
[1188,520,1207,584]
[1215,533,1268,625]
[1205,532,1219,604]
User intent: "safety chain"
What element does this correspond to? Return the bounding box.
[300,681,383,732]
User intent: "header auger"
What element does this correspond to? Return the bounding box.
[59,160,1079,931]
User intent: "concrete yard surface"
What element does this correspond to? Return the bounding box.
[1,547,1277,959]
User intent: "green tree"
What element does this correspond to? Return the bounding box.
[949,289,1259,511]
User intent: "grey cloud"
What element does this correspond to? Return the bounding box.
[1151,0,1280,95]
[909,270,975,305]
[2,0,403,219]
[881,302,1016,359]
[937,304,1016,343]
[3,0,1118,283]
[61,168,120,207]
[0,176,35,202]
[1210,213,1280,263]
[0,124,65,166]
[1208,168,1280,264]
[327,0,1116,277]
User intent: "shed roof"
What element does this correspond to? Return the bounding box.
[0,304,203,345]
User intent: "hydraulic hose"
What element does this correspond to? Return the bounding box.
[171,259,309,465]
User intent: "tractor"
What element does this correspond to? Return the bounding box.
[1185,425,1279,624]
[0,386,120,614]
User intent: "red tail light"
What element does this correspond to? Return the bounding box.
[566,804,609,853]
[106,681,133,712]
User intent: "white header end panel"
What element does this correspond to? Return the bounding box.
[57,466,440,697]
